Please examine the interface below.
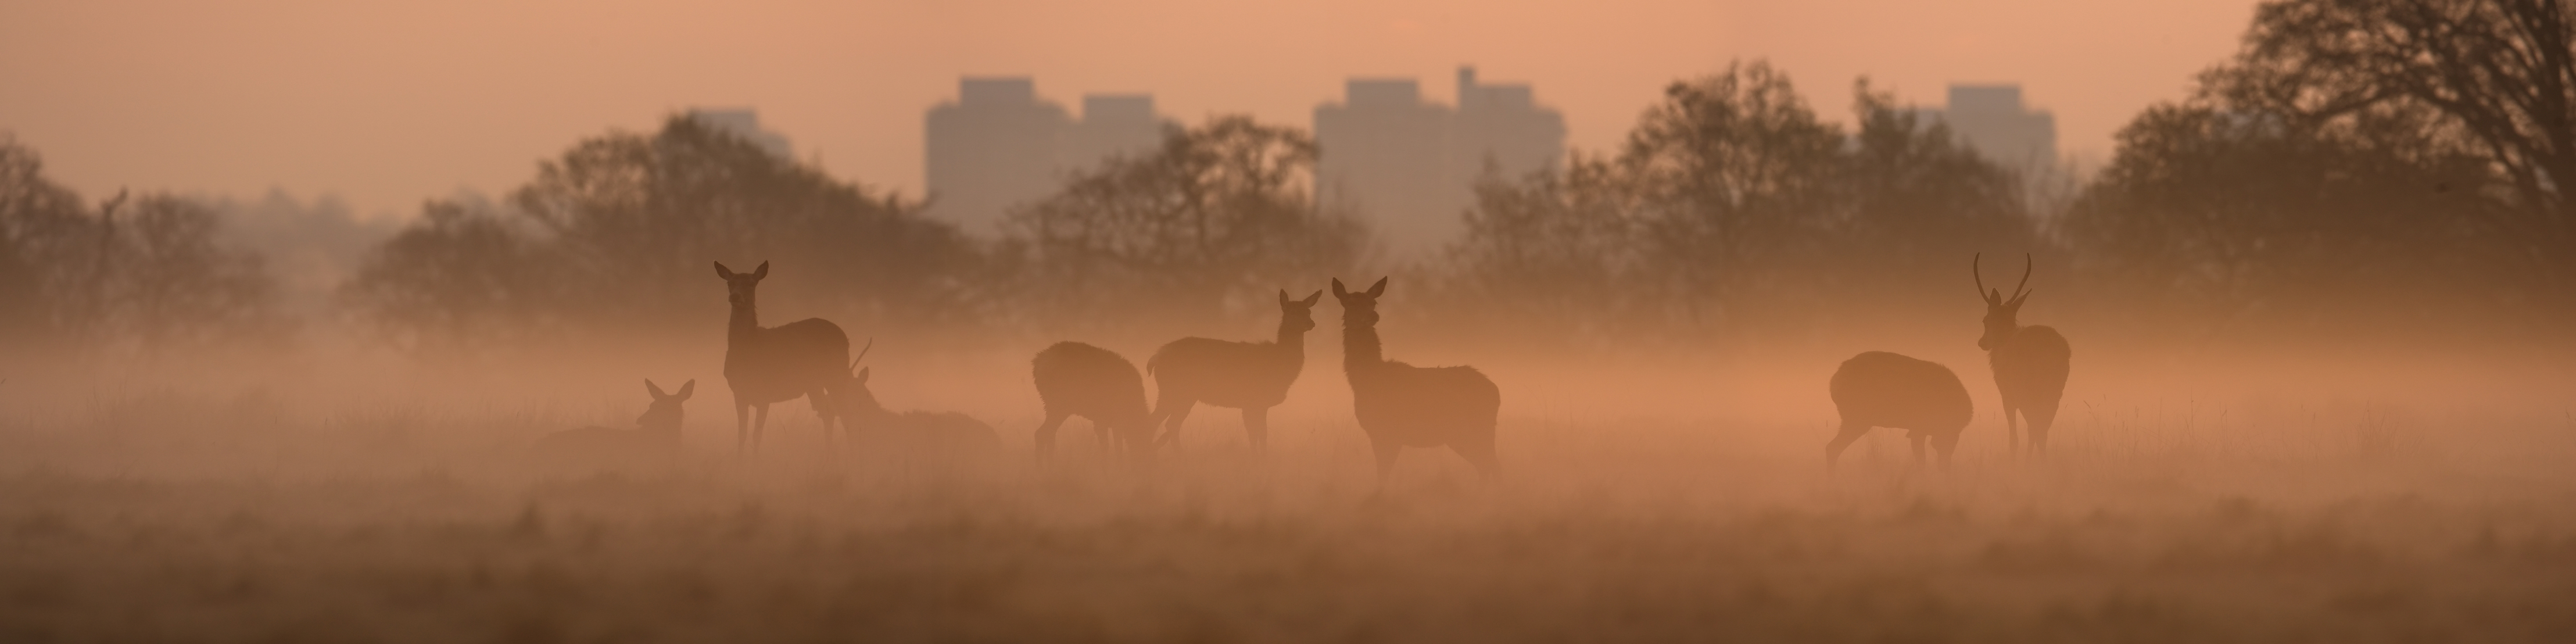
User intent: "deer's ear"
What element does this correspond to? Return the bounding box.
[1365,277,1387,297]
[1301,290,1323,306]
[647,379,669,399]
[750,261,769,280]
[1278,289,1291,306]
[855,367,870,384]
[713,262,735,279]
[1331,278,1350,299]
[2007,290,2032,309]
[676,380,694,400]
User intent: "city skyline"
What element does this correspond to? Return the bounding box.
[0,1,2262,219]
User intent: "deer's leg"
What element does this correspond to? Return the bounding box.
[807,389,836,453]
[1157,401,1196,449]
[1909,432,1929,465]
[2004,399,2022,458]
[1241,406,1270,452]
[1932,432,1961,471]
[1034,412,1067,462]
[735,400,752,455]
[1370,438,1402,495]
[1824,423,1869,470]
[751,404,771,453]
[1450,434,1499,480]
[2028,400,2058,455]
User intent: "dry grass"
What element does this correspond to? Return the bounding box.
[2,356,2573,643]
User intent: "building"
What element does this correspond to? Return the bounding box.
[924,78,1167,235]
[1923,84,2056,172]
[686,109,793,160]
[1314,66,1565,256]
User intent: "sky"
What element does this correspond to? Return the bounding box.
[0,0,2260,219]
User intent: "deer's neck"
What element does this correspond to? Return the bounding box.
[1276,320,1306,351]
[1342,322,1383,372]
[727,303,761,345]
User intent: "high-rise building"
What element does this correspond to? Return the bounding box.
[1314,66,1564,256]
[1925,84,2056,171]
[925,79,1167,235]
[687,109,793,160]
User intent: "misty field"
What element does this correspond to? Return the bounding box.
[2,351,2573,643]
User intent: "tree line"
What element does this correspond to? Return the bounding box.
[3,0,2568,358]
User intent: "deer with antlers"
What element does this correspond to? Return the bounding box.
[1975,253,2072,455]
[1145,289,1323,451]
[1333,277,1500,493]
[714,261,852,454]
[829,341,1003,457]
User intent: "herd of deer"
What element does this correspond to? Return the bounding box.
[540,255,2070,487]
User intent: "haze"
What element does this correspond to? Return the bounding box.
[1,0,2253,216]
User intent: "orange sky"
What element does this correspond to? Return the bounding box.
[0,0,2259,219]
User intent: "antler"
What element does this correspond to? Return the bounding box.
[848,338,873,370]
[1973,253,1993,303]
[2009,253,2035,303]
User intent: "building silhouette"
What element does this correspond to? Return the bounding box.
[687,109,793,160]
[1920,84,2056,172]
[1314,66,1564,257]
[924,78,1167,235]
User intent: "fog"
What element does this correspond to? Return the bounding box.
[8,0,2576,641]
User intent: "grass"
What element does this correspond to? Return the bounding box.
[1,381,2573,643]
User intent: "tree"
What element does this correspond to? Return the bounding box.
[1002,115,1367,329]
[346,115,980,348]
[2215,0,2576,288]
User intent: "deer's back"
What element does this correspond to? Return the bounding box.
[726,318,850,399]
[1032,342,1149,423]
[1830,352,1972,434]
[1149,337,1301,407]
[1989,326,2070,401]
[1350,361,1500,444]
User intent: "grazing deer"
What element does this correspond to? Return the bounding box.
[1975,253,2072,455]
[828,340,1003,456]
[533,379,693,463]
[1030,341,1153,461]
[1827,352,1973,470]
[1332,277,1500,493]
[1146,289,1323,451]
[714,261,851,454]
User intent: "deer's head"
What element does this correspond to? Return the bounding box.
[1973,253,2034,351]
[1330,277,1388,327]
[828,339,884,424]
[1280,289,1324,333]
[712,260,769,307]
[639,378,693,434]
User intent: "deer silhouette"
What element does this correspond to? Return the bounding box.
[533,379,693,463]
[829,342,1003,457]
[1333,277,1500,492]
[1826,352,1972,470]
[1030,341,1153,461]
[1975,253,2072,455]
[1146,289,1323,451]
[714,261,851,454]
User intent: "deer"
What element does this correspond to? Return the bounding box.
[533,379,693,464]
[827,341,1003,457]
[1975,253,2072,456]
[714,261,852,455]
[1826,352,1972,470]
[1145,289,1323,451]
[1332,277,1500,493]
[1030,341,1154,461]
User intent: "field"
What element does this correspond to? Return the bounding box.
[2,346,2573,643]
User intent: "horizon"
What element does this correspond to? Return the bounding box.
[1,0,2256,219]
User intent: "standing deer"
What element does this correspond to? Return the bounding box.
[533,379,693,464]
[1826,352,1972,470]
[714,261,851,454]
[1975,253,2072,455]
[1030,341,1153,461]
[1332,277,1500,493]
[1146,289,1323,451]
[829,342,1003,457]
